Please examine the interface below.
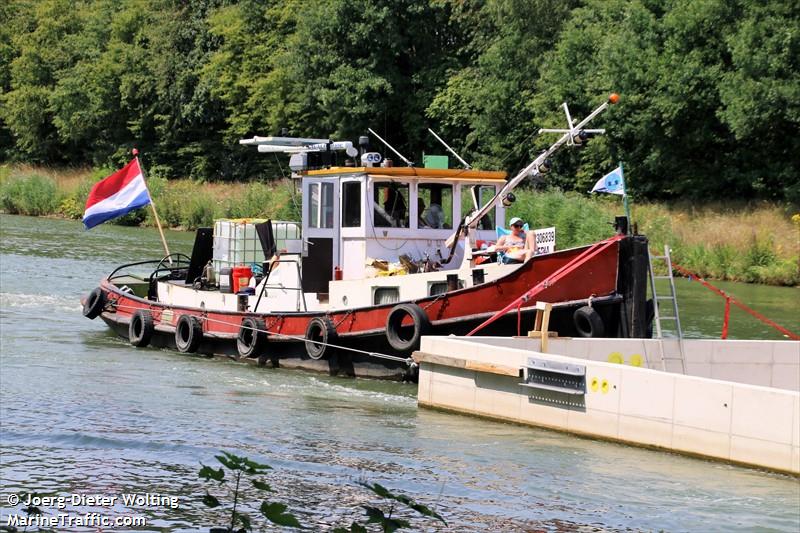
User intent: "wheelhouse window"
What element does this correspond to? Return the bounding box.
[418,183,453,229]
[342,181,361,227]
[309,182,335,228]
[461,184,496,230]
[373,182,409,228]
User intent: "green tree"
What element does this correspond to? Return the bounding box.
[529,0,664,194]
[284,0,458,155]
[716,1,800,202]
[531,0,800,201]
[2,0,88,163]
[1,0,233,178]
[427,0,580,171]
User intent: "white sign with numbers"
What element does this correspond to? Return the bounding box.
[533,227,556,256]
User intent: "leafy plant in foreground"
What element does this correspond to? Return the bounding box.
[333,481,447,533]
[199,451,302,532]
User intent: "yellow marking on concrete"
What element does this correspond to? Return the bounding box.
[608,352,624,364]
[630,354,643,367]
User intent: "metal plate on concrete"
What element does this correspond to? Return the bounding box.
[521,357,586,408]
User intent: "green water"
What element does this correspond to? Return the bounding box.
[655,278,799,340]
[1,214,798,532]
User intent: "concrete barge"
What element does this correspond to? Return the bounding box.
[414,336,800,475]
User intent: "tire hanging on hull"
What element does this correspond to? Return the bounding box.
[129,309,154,347]
[304,317,338,360]
[83,287,105,319]
[573,305,605,338]
[237,317,267,358]
[175,314,203,353]
[385,303,431,353]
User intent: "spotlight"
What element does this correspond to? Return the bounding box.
[537,158,552,174]
[572,130,590,146]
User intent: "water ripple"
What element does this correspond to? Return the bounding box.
[2,214,799,532]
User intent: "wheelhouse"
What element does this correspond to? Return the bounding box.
[298,166,508,289]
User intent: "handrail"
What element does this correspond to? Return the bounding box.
[107,253,191,282]
[148,254,191,283]
[466,234,624,336]
[107,259,165,281]
[253,259,307,312]
[665,259,799,340]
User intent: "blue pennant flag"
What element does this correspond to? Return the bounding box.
[590,165,625,195]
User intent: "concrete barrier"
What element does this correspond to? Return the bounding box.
[463,337,800,391]
[416,336,800,475]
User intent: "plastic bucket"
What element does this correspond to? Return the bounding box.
[232,266,252,294]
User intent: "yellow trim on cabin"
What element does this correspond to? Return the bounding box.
[304,166,507,181]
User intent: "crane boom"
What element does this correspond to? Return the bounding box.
[445,93,619,249]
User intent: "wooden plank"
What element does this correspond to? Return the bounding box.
[464,361,520,377]
[413,351,519,377]
[526,331,559,338]
[412,352,466,368]
[528,301,554,352]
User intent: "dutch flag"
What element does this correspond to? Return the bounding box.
[83,158,151,229]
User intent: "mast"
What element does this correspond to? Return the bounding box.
[445,93,619,248]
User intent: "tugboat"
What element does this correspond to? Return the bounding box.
[82,93,652,380]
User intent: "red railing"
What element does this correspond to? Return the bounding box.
[466,234,625,336]
[667,261,799,340]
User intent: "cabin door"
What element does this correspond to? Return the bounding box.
[301,178,339,294]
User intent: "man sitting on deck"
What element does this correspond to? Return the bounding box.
[493,217,536,264]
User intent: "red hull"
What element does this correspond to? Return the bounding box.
[86,235,650,380]
[99,241,618,337]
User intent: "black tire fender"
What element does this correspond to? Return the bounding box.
[175,314,203,353]
[83,287,105,319]
[305,317,338,360]
[573,305,605,338]
[385,303,431,353]
[237,317,267,358]
[129,309,154,347]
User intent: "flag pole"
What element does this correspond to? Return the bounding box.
[620,161,632,234]
[133,149,172,264]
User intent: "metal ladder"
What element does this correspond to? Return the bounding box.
[647,245,686,373]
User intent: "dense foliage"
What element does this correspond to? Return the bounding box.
[1,0,798,201]
[3,165,796,284]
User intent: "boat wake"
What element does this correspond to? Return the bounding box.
[0,291,82,313]
[301,377,416,404]
[0,429,203,454]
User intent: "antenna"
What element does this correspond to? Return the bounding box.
[538,100,609,146]
[427,128,471,169]
[239,136,358,157]
[367,128,414,167]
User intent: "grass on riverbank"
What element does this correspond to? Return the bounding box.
[2,164,798,286]
[0,164,300,228]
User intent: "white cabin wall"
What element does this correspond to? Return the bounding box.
[342,239,366,279]
[258,256,307,311]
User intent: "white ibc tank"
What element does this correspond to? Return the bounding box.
[212,219,301,274]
